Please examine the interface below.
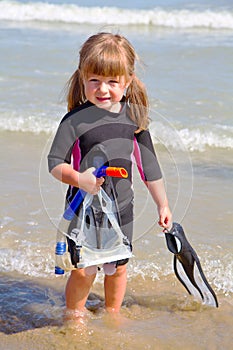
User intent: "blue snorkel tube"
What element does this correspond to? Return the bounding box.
[63,166,128,221]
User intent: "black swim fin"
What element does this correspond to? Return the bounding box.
[165,223,218,307]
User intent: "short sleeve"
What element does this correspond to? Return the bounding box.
[133,129,162,181]
[47,114,76,172]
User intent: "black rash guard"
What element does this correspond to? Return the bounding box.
[48,100,162,242]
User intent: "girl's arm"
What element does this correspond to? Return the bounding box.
[51,163,104,195]
[145,178,172,229]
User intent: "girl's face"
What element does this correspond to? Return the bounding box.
[83,74,130,113]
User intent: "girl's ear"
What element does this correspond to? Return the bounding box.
[125,74,134,89]
[125,81,130,89]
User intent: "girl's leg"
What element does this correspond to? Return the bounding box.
[104,264,127,313]
[65,268,96,313]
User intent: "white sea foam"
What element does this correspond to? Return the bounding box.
[0,112,59,134]
[0,242,231,295]
[0,1,233,29]
[203,255,233,295]
[0,246,55,278]
[0,111,232,152]
[150,121,233,152]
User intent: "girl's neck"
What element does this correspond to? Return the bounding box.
[94,101,123,114]
[108,101,122,113]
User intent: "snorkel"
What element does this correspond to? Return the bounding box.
[64,166,128,221]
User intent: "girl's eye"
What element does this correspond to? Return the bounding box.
[87,78,119,85]
[109,80,119,86]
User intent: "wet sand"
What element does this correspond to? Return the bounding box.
[1,272,233,350]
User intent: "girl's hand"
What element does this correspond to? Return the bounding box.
[50,163,104,193]
[78,167,104,195]
[158,205,172,229]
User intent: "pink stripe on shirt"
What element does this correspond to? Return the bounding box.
[133,136,145,181]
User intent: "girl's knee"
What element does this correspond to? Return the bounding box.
[104,264,127,282]
[71,268,85,278]
[70,268,96,283]
[114,264,127,278]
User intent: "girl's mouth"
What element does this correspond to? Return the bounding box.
[96,97,111,102]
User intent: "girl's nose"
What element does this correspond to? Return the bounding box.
[99,82,108,93]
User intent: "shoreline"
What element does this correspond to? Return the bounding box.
[1,272,232,350]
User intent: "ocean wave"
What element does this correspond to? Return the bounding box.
[0,112,59,134]
[0,241,232,295]
[0,1,233,29]
[0,112,233,152]
[150,122,233,152]
[0,246,55,278]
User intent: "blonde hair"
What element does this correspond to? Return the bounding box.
[67,32,149,129]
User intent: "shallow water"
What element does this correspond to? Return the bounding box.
[1,132,232,349]
[1,273,232,350]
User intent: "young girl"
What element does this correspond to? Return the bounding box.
[48,32,172,319]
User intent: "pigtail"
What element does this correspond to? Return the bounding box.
[125,75,150,130]
[67,69,86,112]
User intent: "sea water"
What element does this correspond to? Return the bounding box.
[0,0,233,348]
